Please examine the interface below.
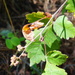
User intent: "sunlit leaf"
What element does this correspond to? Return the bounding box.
[66,0,75,12]
[26,42,45,66]
[42,61,67,75]
[53,15,75,39]
[26,11,49,24]
[47,50,68,66]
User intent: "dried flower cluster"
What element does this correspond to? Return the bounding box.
[10,53,27,66]
[10,55,20,66]
[17,45,25,51]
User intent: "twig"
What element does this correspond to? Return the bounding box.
[19,0,68,56]
[63,64,75,69]
[3,0,15,33]
[23,59,42,75]
[16,65,19,75]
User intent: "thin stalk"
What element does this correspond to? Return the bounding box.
[3,0,15,33]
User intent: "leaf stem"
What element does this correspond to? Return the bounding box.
[44,42,46,55]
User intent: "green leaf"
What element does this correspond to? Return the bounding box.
[26,11,49,24]
[7,32,15,38]
[42,61,67,75]
[44,26,57,48]
[53,15,75,39]
[2,36,6,39]
[5,39,14,49]
[62,4,67,14]
[66,0,75,12]
[26,12,45,23]
[50,38,61,50]
[11,37,20,46]
[47,50,68,66]
[44,37,61,53]
[33,28,47,41]
[25,40,31,45]
[26,42,45,66]
[19,37,25,41]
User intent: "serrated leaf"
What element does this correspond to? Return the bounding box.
[5,39,14,49]
[42,61,67,75]
[26,12,49,24]
[53,15,75,39]
[26,42,45,66]
[11,37,20,46]
[47,50,68,66]
[26,12,45,23]
[66,0,75,12]
[44,26,57,48]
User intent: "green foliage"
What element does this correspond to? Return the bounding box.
[33,28,47,41]
[26,42,45,66]
[24,11,74,75]
[42,61,67,75]
[66,0,75,12]
[53,15,75,39]
[34,28,45,37]
[30,64,42,75]
[50,38,61,50]
[7,32,15,38]
[62,4,67,14]
[11,37,20,46]
[26,11,50,24]
[26,12,45,23]
[5,39,14,49]
[0,30,25,49]
[19,37,25,41]
[44,26,57,48]
[47,50,68,66]
[34,28,44,40]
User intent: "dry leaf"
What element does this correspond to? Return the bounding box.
[30,21,44,29]
[22,30,34,41]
